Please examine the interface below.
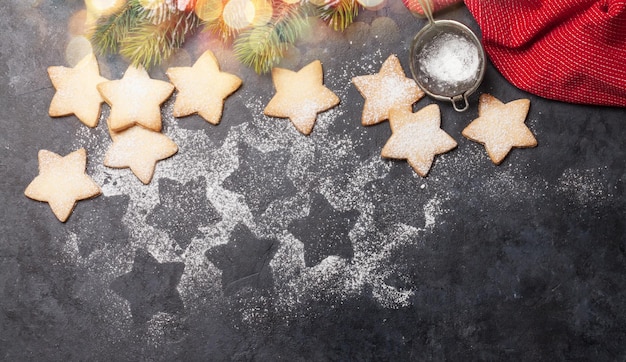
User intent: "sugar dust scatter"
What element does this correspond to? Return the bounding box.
[557,166,613,205]
[423,197,443,230]
[57,35,481,333]
[344,22,371,47]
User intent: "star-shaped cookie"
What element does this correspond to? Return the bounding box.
[381,104,457,177]
[104,124,178,184]
[24,148,101,222]
[97,65,174,132]
[166,50,242,125]
[462,94,537,165]
[47,53,108,127]
[352,54,424,126]
[264,60,339,135]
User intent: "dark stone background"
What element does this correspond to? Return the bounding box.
[1,1,625,360]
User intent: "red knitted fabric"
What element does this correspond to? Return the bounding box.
[464,0,626,106]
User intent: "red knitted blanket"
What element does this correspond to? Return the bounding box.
[405,0,626,106]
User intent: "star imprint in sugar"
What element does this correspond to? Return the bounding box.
[110,249,185,324]
[67,194,130,257]
[222,143,296,216]
[205,223,279,295]
[146,177,221,251]
[365,165,430,230]
[288,192,360,267]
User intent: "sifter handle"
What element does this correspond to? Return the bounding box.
[451,93,469,112]
[417,0,435,25]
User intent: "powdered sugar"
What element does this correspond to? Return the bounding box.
[54,36,616,337]
[59,46,440,331]
[417,32,480,92]
[557,166,613,205]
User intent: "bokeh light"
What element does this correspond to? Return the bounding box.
[194,0,225,22]
[221,0,273,30]
[68,9,89,36]
[356,0,385,9]
[84,0,125,16]
[65,36,93,67]
[84,0,125,31]
[222,0,256,30]
[250,0,273,25]
[139,0,166,10]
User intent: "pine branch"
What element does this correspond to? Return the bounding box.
[193,0,233,41]
[204,17,239,43]
[90,1,144,55]
[233,3,311,74]
[119,9,201,69]
[317,0,360,31]
[138,0,192,25]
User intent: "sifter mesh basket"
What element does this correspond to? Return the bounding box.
[409,7,486,112]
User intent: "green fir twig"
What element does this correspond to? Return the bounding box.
[233,3,311,74]
[90,0,144,55]
[204,18,239,43]
[119,9,200,69]
[89,0,361,72]
[317,0,360,31]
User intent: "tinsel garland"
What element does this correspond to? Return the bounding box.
[89,0,362,73]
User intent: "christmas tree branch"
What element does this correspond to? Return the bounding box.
[88,0,362,72]
[120,10,201,69]
[90,1,144,55]
[233,3,311,74]
[317,0,360,31]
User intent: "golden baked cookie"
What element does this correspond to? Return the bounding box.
[97,65,174,132]
[382,104,457,177]
[104,122,178,184]
[462,94,537,165]
[264,60,339,135]
[352,54,424,126]
[47,53,108,128]
[166,50,242,125]
[24,148,101,222]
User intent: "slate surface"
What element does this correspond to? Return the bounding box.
[1,1,625,360]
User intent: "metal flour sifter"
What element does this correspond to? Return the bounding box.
[409,0,486,112]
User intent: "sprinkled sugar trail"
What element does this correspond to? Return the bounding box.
[59,46,438,328]
[69,57,445,325]
[59,41,617,335]
[226,83,422,311]
[557,166,615,206]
